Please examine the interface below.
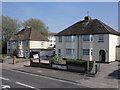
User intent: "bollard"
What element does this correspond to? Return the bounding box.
[30,58,33,63]
[13,56,16,64]
[30,58,33,66]
[39,58,41,64]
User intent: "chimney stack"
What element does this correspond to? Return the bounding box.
[25,25,31,30]
[84,16,91,22]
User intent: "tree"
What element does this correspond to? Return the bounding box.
[22,18,49,37]
[2,15,21,54]
[2,15,21,42]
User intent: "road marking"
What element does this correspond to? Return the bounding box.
[16,82,36,89]
[0,77,9,81]
[2,85,11,89]
[11,70,82,86]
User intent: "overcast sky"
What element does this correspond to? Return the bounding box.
[2,2,118,32]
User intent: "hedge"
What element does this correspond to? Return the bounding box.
[89,61,94,72]
[66,59,87,66]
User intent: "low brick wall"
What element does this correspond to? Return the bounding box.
[30,59,90,73]
[30,58,51,68]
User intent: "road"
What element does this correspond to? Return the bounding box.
[2,69,87,89]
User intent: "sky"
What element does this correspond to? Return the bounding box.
[2,2,118,33]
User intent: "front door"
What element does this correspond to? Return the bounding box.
[99,50,106,62]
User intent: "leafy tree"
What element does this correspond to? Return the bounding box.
[22,18,49,37]
[2,15,21,42]
[2,15,21,54]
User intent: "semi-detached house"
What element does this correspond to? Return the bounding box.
[7,26,49,58]
[55,16,120,63]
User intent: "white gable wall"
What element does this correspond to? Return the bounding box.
[92,34,109,62]
[109,34,119,62]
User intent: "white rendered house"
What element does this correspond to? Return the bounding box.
[7,26,49,58]
[55,16,120,63]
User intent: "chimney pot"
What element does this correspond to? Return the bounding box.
[84,16,91,21]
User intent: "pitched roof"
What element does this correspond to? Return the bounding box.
[55,16,120,36]
[12,27,48,41]
[49,32,57,36]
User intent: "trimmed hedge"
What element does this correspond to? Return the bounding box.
[50,57,66,64]
[89,61,94,72]
[66,59,87,66]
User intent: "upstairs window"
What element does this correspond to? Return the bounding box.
[58,36,62,42]
[8,41,10,46]
[98,34,104,42]
[26,41,28,47]
[83,35,93,41]
[19,41,23,45]
[65,36,75,42]
[41,42,44,47]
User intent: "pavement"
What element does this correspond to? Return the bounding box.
[1,58,120,88]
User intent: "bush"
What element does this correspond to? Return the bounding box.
[89,61,94,72]
[50,57,66,64]
[66,59,87,66]
[0,54,11,59]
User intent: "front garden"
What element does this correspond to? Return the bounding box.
[30,56,96,74]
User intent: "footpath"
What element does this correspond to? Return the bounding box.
[1,58,120,88]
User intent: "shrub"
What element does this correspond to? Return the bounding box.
[0,54,11,59]
[66,59,87,66]
[50,57,66,64]
[89,61,94,72]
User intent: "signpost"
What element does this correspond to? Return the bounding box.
[33,54,39,59]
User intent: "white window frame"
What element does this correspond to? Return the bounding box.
[98,34,104,42]
[8,41,11,46]
[26,41,28,47]
[41,42,44,47]
[58,36,62,42]
[83,35,90,41]
[83,49,90,56]
[58,49,61,57]
[65,36,75,42]
[91,49,93,56]
[20,41,22,45]
[66,48,75,55]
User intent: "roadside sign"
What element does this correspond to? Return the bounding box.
[33,54,39,59]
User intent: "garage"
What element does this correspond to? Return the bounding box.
[116,46,120,61]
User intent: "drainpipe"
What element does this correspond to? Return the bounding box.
[77,35,79,59]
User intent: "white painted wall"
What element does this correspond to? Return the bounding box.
[79,35,93,61]
[92,34,109,62]
[55,34,119,62]
[55,36,77,59]
[109,34,119,62]
[118,36,120,45]
[30,41,49,49]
